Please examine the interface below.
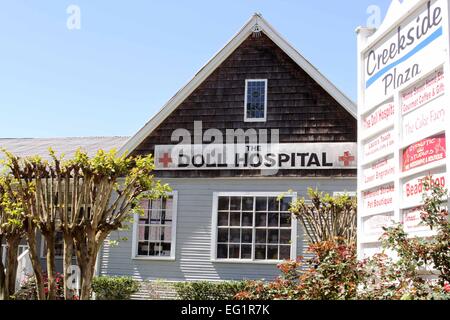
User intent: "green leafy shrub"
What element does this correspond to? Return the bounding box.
[92,276,139,300]
[174,281,247,300]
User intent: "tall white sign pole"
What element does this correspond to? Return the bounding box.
[357,0,450,258]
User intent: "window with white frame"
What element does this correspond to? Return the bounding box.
[213,193,295,262]
[41,231,64,259]
[245,79,268,122]
[134,193,177,259]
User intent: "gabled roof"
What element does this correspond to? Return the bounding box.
[0,137,129,160]
[119,13,357,156]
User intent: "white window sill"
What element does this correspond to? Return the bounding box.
[211,259,283,265]
[132,256,176,262]
[244,118,267,123]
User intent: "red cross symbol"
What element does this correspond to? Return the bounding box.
[339,151,355,167]
[158,152,173,168]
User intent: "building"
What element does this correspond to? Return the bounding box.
[1,14,357,285]
[98,14,358,282]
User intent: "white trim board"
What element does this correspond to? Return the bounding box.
[119,13,357,156]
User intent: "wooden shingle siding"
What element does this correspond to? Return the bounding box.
[132,32,356,178]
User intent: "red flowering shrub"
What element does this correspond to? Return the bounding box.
[381,177,449,285]
[236,180,450,300]
[13,273,78,300]
[236,239,360,300]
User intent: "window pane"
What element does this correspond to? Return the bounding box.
[280,197,291,212]
[217,244,228,259]
[241,245,252,259]
[151,199,162,210]
[161,243,171,257]
[280,230,291,244]
[140,208,149,224]
[139,215,149,225]
[256,212,267,227]
[55,232,64,257]
[268,213,278,227]
[138,226,149,241]
[242,197,254,211]
[256,197,267,211]
[138,242,149,256]
[218,229,229,243]
[268,230,279,244]
[230,212,241,227]
[246,80,266,119]
[229,245,240,259]
[149,226,160,241]
[218,197,229,211]
[218,212,229,226]
[280,213,292,227]
[242,212,253,227]
[230,229,240,243]
[280,245,291,260]
[160,227,172,242]
[255,245,266,260]
[150,210,161,224]
[149,243,159,256]
[141,200,150,211]
[268,197,279,211]
[230,197,241,210]
[256,229,267,244]
[161,210,172,224]
[267,245,279,260]
[165,197,173,210]
[242,229,253,243]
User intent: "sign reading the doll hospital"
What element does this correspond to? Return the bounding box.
[357,0,450,259]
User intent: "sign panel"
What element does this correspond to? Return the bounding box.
[154,143,357,171]
[402,207,430,233]
[401,167,446,207]
[361,183,395,216]
[402,133,446,172]
[362,155,396,188]
[363,129,395,163]
[362,101,395,139]
[401,68,445,115]
[402,95,446,145]
[357,0,449,258]
[362,212,395,235]
[363,0,445,107]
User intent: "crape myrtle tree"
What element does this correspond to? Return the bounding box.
[0,177,26,299]
[288,188,357,244]
[3,149,170,300]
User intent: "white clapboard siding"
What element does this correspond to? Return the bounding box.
[98,178,356,281]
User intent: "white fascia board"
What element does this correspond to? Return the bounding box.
[120,14,357,156]
[257,17,357,119]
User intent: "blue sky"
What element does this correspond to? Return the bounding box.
[0,0,391,138]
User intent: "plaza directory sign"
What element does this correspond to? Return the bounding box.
[356,0,450,258]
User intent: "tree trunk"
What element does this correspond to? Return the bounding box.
[79,258,96,300]
[0,269,5,300]
[45,234,57,300]
[6,236,20,298]
[26,230,45,300]
[63,234,74,300]
[0,238,6,300]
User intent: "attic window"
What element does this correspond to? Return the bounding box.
[244,79,268,122]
